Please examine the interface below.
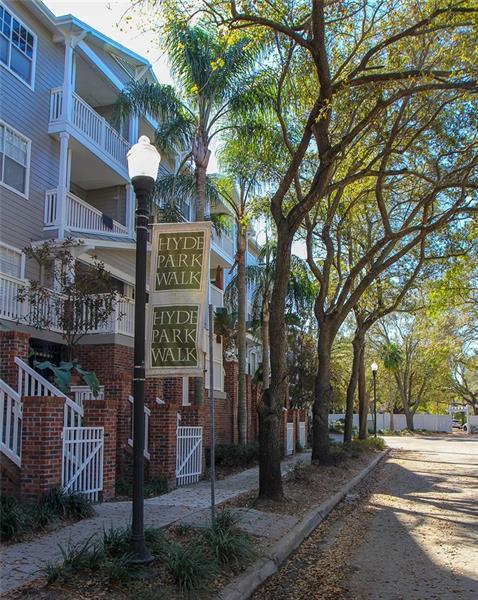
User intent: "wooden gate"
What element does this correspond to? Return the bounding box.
[62,426,104,502]
[176,426,203,486]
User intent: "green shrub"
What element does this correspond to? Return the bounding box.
[144,476,168,497]
[144,526,168,557]
[102,553,141,584]
[207,442,259,469]
[41,488,94,521]
[165,541,215,592]
[0,496,27,541]
[115,478,132,497]
[351,437,386,451]
[287,460,313,483]
[102,526,131,558]
[204,525,254,571]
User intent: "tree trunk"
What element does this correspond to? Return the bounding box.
[344,334,363,444]
[405,408,414,430]
[192,135,209,405]
[237,228,247,444]
[358,344,368,439]
[258,229,292,500]
[312,322,333,463]
[261,300,270,389]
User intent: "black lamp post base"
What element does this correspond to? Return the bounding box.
[128,541,154,565]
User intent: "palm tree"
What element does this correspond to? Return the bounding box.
[226,241,316,396]
[382,342,402,431]
[116,23,256,220]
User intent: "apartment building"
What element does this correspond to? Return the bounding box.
[0,0,273,501]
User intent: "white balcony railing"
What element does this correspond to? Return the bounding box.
[44,189,129,236]
[212,227,235,259]
[49,88,129,171]
[0,273,135,337]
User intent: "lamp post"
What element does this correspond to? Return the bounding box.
[127,136,161,563]
[371,362,378,438]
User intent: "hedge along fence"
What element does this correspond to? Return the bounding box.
[205,443,259,469]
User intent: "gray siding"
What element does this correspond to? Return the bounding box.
[87,185,126,224]
[0,0,63,255]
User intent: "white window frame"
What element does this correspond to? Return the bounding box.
[0,241,25,278]
[0,119,31,198]
[0,2,37,89]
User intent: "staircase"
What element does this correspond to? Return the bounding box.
[1,358,84,466]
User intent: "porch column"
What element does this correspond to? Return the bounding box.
[126,114,139,237]
[57,132,70,239]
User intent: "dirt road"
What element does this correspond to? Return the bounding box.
[252,434,478,600]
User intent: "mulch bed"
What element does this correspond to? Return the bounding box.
[222,450,379,517]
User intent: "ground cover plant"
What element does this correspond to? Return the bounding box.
[0,489,94,543]
[9,510,256,599]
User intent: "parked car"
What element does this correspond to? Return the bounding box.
[452,420,463,430]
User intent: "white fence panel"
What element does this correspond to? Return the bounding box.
[329,412,452,432]
[286,422,294,455]
[176,426,203,486]
[466,415,478,433]
[0,379,22,466]
[299,422,306,449]
[62,426,104,502]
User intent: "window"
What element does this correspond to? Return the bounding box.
[0,242,24,278]
[0,3,36,86]
[0,121,30,196]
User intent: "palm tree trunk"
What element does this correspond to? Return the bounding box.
[237,228,247,444]
[261,300,270,389]
[195,163,207,221]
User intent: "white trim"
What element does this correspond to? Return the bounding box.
[0,1,37,90]
[182,377,190,406]
[0,118,31,199]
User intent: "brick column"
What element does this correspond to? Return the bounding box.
[83,399,117,501]
[148,402,178,486]
[0,330,30,388]
[21,396,64,501]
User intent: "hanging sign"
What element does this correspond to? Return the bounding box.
[145,222,211,377]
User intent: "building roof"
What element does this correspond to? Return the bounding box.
[28,0,157,82]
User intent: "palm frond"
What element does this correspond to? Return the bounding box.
[114,81,186,124]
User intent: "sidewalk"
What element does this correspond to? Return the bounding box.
[0,452,310,595]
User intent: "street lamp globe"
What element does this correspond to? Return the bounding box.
[127,135,161,189]
[371,361,378,373]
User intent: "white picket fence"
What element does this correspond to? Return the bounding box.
[0,358,104,502]
[176,426,203,486]
[328,412,452,433]
[62,427,104,502]
[286,422,294,455]
[299,421,306,448]
[0,379,22,466]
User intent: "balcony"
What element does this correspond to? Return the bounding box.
[0,273,135,337]
[44,189,129,237]
[211,228,235,264]
[49,88,129,178]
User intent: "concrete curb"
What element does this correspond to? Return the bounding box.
[215,449,390,600]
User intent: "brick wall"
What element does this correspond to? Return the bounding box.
[20,396,64,501]
[83,398,118,501]
[0,330,30,387]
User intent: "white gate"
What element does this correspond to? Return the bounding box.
[176,426,203,486]
[286,422,294,455]
[299,422,306,449]
[62,427,104,502]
